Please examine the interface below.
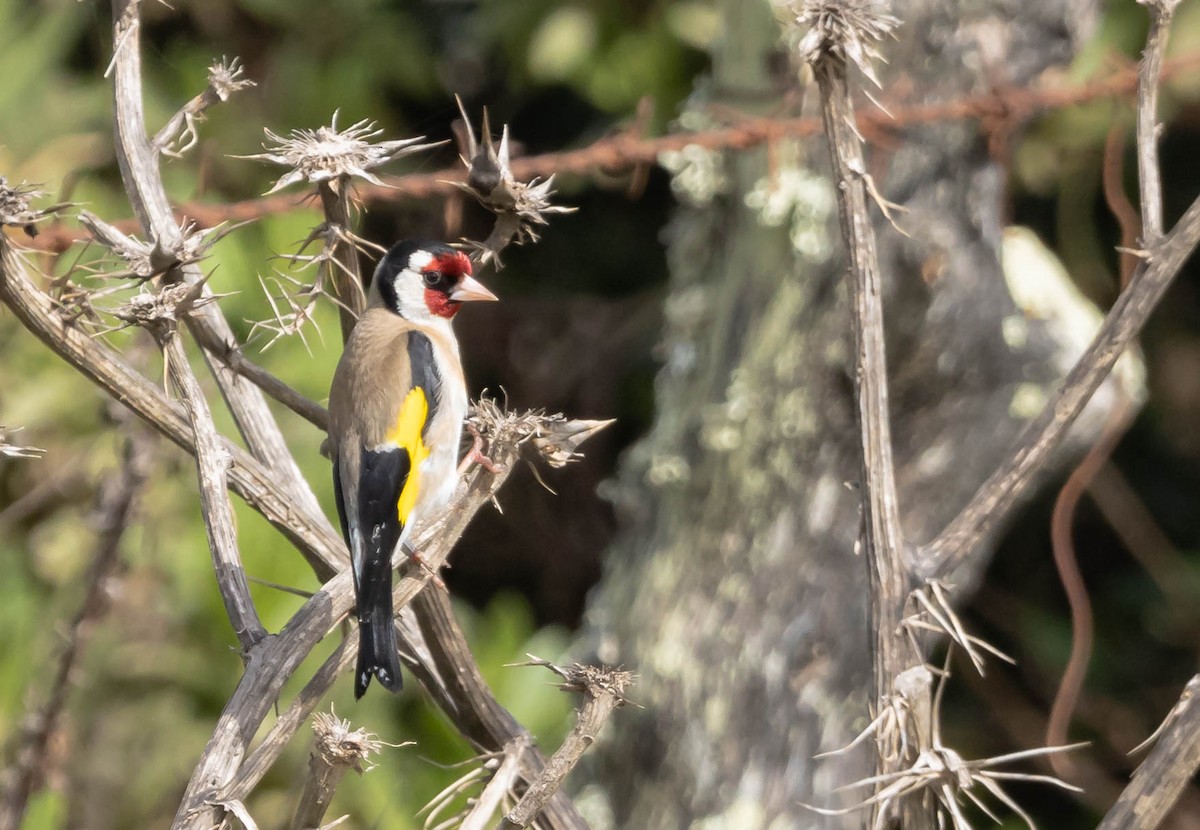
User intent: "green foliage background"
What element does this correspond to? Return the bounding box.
[2,0,1200,828]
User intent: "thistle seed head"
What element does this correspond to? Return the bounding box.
[240,112,440,194]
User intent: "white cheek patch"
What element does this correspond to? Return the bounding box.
[394,268,430,320]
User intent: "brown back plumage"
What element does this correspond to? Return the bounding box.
[329,308,421,449]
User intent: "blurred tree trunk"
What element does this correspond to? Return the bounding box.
[579,0,1100,826]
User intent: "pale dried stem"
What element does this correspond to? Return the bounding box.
[812,42,928,827]
[413,587,592,830]
[289,713,383,830]
[1137,0,1177,243]
[161,330,267,651]
[108,0,322,517]
[188,324,329,430]
[497,660,631,829]
[0,236,346,576]
[223,639,357,803]
[459,741,528,830]
[290,748,349,830]
[154,57,253,158]
[1097,675,1200,830]
[316,180,365,342]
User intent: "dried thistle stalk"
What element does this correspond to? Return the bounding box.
[452,99,575,267]
[810,652,1084,830]
[788,0,899,84]
[239,112,440,341]
[240,112,439,195]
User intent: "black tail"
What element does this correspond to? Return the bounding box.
[354,569,403,699]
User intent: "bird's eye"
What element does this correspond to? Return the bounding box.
[423,270,451,289]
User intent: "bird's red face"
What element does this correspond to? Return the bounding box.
[375,240,498,322]
[419,250,495,319]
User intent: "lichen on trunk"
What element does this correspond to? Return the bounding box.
[578,0,1103,826]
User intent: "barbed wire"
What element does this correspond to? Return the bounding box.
[23,53,1200,255]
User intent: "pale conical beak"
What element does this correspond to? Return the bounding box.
[450,275,499,303]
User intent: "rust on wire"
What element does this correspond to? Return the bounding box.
[24,54,1200,256]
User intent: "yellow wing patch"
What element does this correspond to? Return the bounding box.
[386,387,431,524]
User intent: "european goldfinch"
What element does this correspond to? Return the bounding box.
[328,239,498,698]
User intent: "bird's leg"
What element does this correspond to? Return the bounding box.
[402,544,447,590]
[459,423,501,474]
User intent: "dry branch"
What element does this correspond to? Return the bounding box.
[290,712,386,830]
[799,2,931,826]
[1097,675,1200,830]
[412,587,592,830]
[188,325,329,430]
[920,195,1200,577]
[459,740,528,830]
[0,236,346,577]
[316,179,366,340]
[161,331,267,652]
[497,659,632,830]
[221,639,357,803]
[1135,0,1180,243]
[169,572,358,830]
[108,0,322,518]
[154,56,254,158]
[809,17,912,685]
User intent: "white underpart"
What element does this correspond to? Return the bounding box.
[398,333,467,551]
[412,338,468,537]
